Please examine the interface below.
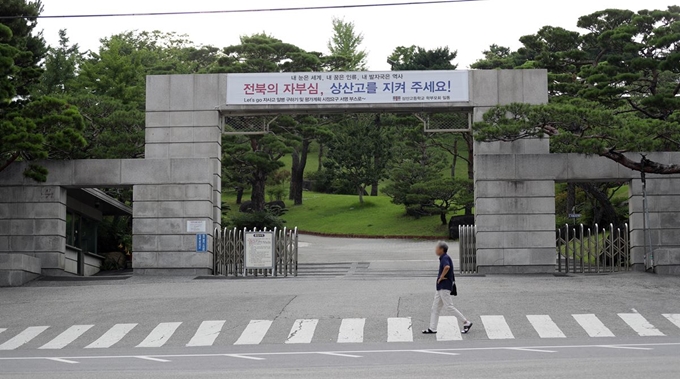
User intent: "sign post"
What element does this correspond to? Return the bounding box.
[244,231,275,275]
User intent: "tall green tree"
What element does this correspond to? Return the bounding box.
[327,17,368,71]
[1,0,86,181]
[387,46,457,71]
[326,115,392,203]
[214,34,328,210]
[473,7,680,174]
[35,29,82,95]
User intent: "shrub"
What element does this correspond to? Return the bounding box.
[226,211,285,231]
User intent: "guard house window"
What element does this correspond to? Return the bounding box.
[65,210,97,255]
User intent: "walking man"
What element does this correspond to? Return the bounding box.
[422,241,473,335]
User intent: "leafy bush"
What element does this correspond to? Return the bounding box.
[307,168,356,195]
[226,211,285,231]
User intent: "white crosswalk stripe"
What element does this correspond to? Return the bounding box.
[337,318,365,343]
[285,319,319,344]
[186,321,225,347]
[663,314,680,329]
[137,322,182,348]
[481,315,514,339]
[3,313,680,350]
[436,316,463,341]
[39,325,93,350]
[387,317,413,342]
[85,324,137,349]
[234,320,273,345]
[0,326,50,350]
[527,315,566,338]
[573,314,614,337]
[618,313,665,336]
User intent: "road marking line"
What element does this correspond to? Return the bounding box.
[224,354,265,361]
[47,358,79,364]
[285,319,319,344]
[234,320,273,345]
[662,314,680,329]
[186,321,225,347]
[0,342,680,362]
[337,318,365,343]
[508,348,557,353]
[387,317,413,342]
[481,315,514,339]
[618,313,665,337]
[415,350,460,356]
[319,352,362,358]
[572,314,614,337]
[39,325,94,350]
[436,316,463,341]
[85,324,137,349]
[0,326,50,350]
[527,315,566,339]
[136,356,170,362]
[136,322,182,348]
[0,328,5,336]
[599,345,653,350]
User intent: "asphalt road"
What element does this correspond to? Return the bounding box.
[1,236,679,378]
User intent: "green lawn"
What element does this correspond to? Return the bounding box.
[223,191,452,238]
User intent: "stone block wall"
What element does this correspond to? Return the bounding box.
[0,186,67,275]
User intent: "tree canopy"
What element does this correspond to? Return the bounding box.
[473,7,680,174]
[327,17,368,71]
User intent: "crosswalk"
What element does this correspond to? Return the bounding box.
[1,313,679,351]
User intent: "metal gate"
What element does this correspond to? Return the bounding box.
[213,227,299,277]
[458,225,477,273]
[556,223,630,274]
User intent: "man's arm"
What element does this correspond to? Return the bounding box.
[438,265,451,282]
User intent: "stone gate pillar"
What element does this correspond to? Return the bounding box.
[471,70,556,274]
[133,75,224,275]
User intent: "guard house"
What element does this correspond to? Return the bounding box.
[0,186,131,285]
[65,189,132,276]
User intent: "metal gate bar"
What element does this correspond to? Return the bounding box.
[213,227,298,277]
[556,223,630,274]
[459,225,477,274]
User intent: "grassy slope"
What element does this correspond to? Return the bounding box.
[223,139,470,238]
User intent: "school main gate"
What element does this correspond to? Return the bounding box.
[2,69,680,284]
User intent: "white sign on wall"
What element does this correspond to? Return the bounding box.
[186,220,207,233]
[225,71,469,106]
[244,232,275,270]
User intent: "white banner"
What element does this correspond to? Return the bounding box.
[244,232,275,269]
[225,71,469,105]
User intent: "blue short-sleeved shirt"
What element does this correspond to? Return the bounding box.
[436,253,454,291]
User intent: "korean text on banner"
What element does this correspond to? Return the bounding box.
[225,71,469,105]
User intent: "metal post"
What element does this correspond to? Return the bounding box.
[641,167,654,271]
[579,224,584,273]
[557,227,562,273]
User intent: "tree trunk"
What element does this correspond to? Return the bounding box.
[577,183,619,226]
[440,212,447,225]
[371,152,379,195]
[317,143,324,172]
[291,140,310,206]
[235,187,244,205]
[451,138,459,177]
[251,170,267,212]
[289,150,300,201]
[358,186,364,204]
[567,183,576,214]
[464,134,474,216]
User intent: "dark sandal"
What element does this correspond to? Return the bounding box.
[422,328,437,334]
[462,322,473,334]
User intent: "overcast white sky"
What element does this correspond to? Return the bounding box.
[37,0,675,70]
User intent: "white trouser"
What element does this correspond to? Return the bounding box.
[429,289,466,331]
